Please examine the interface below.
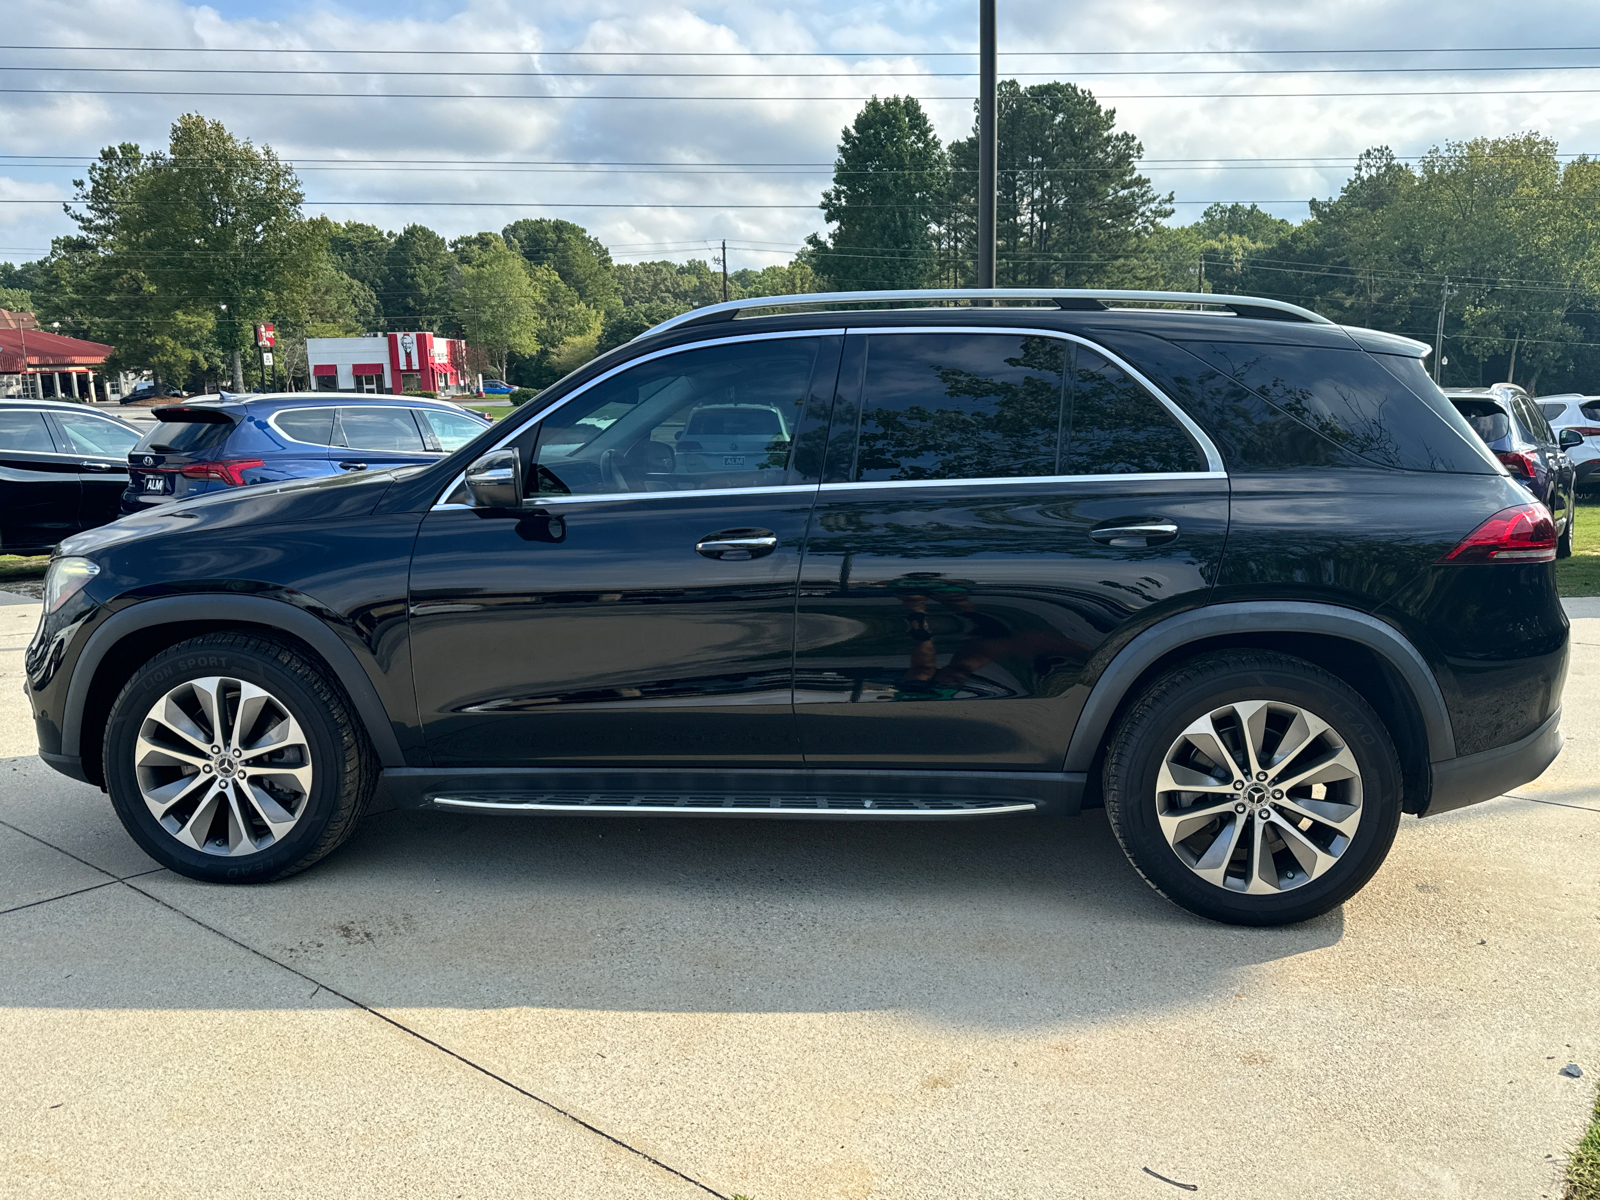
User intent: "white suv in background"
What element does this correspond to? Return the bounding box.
[1537,395,1600,492]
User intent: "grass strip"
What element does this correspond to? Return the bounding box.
[1558,500,1600,599]
[0,555,50,582]
[1568,1086,1600,1199]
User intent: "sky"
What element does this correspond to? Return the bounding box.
[5,0,1600,272]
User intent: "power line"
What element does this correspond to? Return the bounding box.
[11,86,1600,100]
[7,44,1600,56]
[0,198,1318,208]
[9,64,1600,77]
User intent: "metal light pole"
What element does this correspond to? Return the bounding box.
[1433,276,1458,383]
[976,0,997,291]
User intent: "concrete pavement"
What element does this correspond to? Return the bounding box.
[2,591,1596,1199]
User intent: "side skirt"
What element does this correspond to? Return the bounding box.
[376,766,1086,820]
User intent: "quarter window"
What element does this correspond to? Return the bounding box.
[422,408,488,452]
[273,407,338,446]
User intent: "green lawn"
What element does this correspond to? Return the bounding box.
[1569,1087,1600,1200]
[0,554,50,583]
[1559,499,1600,598]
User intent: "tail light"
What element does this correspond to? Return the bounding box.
[1496,450,1537,478]
[178,459,265,487]
[1566,426,1600,438]
[1437,503,1557,564]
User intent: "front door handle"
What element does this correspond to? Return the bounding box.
[696,528,779,560]
[80,461,123,473]
[338,460,368,472]
[1090,521,1179,548]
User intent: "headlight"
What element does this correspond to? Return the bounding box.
[43,557,100,613]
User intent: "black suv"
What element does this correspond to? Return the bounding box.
[25,290,1568,926]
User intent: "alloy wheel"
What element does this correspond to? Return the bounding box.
[1155,700,1363,894]
[134,676,314,856]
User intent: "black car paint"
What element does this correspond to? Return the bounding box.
[26,307,1567,823]
[0,404,135,553]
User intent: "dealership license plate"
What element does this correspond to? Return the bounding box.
[723,455,745,467]
[143,475,169,493]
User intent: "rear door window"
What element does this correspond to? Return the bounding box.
[336,407,428,452]
[1064,349,1207,475]
[0,409,57,452]
[852,333,1065,481]
[1511,395,1554,443]
[52,412,141,457]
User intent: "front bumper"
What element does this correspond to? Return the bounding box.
[1426,707,1562,815]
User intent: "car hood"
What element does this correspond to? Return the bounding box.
[63,466,422,556]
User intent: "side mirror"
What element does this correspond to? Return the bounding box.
[1559,428,1584,449]
[464,449,522,509]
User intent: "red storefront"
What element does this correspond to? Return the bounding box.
[0,324,115,400]
[305,332,467,395]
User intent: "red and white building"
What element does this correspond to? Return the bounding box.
[0,311,117,400]
[305,332,468,395]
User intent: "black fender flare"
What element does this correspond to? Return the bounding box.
[1061,601,1455,772]
[61,594,407,767]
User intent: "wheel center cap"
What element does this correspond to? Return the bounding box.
[1244,783,1269,804]
[215,756,237,779]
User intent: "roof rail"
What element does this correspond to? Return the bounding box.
[636,288,1333,340]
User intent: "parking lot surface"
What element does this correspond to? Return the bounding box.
[3,587,1597,1200]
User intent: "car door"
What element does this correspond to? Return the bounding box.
[45,409,140,531]
[332,405,438,474]
[407,332,842,768]
[0,407,82,552]
[793,329,1229,770]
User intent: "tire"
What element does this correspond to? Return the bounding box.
[1558,504,1574,558]
[103,632,376,883]
[1103,650,1402,927]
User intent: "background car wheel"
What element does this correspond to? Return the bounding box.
[1558,513,1574,558]
[1103,650,1402,927]
[103,632,376,883]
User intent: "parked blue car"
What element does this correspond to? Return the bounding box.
[479,379,515,395]
[121,393,492,514]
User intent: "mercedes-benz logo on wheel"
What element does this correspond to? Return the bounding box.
[142,456,154,467]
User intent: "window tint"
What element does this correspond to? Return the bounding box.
[421,407,488,451]
[1583,402,1600,423]
[1511,394,1554,443]
[273,407,337,446]
[1065,349,1206,475]
[1540,402,1568,421]
[53,412,141,456]
[136,415,234,454]
[1179,340,1497,473]
[531,337,831,496]
[0,409,57,452]
[1450,399,1511,444]
[337,407,427,452]
[853,333,1064,481]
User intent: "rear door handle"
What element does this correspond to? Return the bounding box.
[696,528,779,560]
[1090,521,1179,547]
[338,460,368,472]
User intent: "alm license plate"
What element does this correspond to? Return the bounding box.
[722,455,745,467]
[143,475,169,493]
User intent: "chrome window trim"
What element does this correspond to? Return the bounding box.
[429,329,845,510]
[432,482,822,511]
[818,471,1223,493]
[844,325,1226,476]
[428,324,1225,512]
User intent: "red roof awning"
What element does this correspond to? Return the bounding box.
[0,327,114,373]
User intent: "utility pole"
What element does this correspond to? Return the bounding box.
[1432,276,1459,383]
[721,239,729,303]
[976,0,997,292]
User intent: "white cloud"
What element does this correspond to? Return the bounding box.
[3,0,1600,267]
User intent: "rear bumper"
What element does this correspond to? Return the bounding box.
[1425,707,1562,816]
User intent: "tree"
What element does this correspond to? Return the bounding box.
[0,286,32,312]
[453,242,543,382]
[805,96,949,290]
[615,259,722,309]
[948,82,1172,287]
[503,218,620,312]
[381,224,456,331]
[730,261,822,298]
[328,221,393,318]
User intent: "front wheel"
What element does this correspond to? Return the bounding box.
[1103,651,1402,926]
[103,632,376,883]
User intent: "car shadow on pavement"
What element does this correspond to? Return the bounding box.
[1,760,1346,1029]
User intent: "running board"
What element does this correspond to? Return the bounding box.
[429,793,1037,819]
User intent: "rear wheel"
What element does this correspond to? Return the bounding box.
[103,632,376,883]
[1104,651,1402,926]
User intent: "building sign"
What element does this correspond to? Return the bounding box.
[261,351,274,367]
[254,323,276,349]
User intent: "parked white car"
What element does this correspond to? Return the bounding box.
[1537,394,1600,491]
